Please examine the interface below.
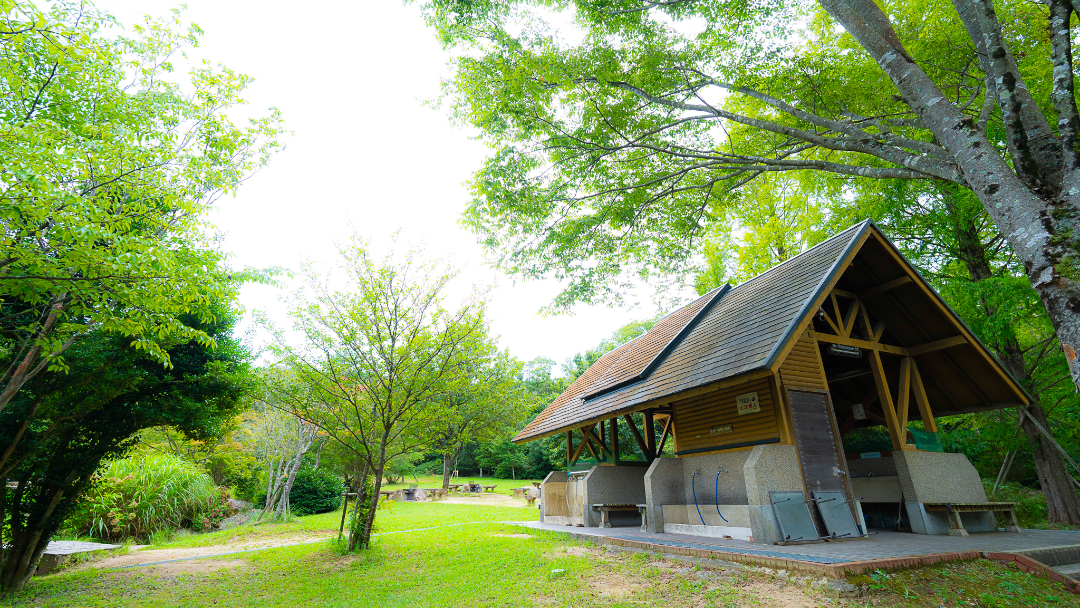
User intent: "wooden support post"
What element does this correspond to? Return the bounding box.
[830,293,843,334]
[898,357,912,431]
[610,418,619,463]
[570,428,590,464]
[583,436,599,461]
[910,360,937,433]
[820,308,842,335]
[581,424,611,461]
[623,413,651,460]
[644,410,655,458]
[566,430,573,464]
[656,415,672,455]
[869,350,910,451]
[842,300,860,337]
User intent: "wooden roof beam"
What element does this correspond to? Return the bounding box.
[907,335,968,356]
[810,330,908,356]
[852,255,993,409]
[859,276,912,300]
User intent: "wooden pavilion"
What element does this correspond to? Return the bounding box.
[515,220,1029,543]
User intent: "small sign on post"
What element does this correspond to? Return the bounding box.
[736,391,761,415]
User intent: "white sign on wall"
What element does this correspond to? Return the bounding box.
[736,391,761,415]
[852,402,867,420]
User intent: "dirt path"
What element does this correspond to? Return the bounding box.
[82,521,499,577]
[438,493,530,508]
[81,532,334,576]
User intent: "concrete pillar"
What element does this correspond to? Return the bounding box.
[743,444,804,545]
[893,451,996,534]
[643,458,683,532]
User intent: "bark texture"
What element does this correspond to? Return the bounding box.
[818,0,1080,402]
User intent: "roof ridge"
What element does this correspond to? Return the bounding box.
[726,219,871,293]
[761,219,872,369]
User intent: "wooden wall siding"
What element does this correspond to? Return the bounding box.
[671,377,780,454]
[778,334,827,391]
[788,389,847,496]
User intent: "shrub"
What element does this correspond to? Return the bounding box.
[983,480,1052,528]
[289,465,344,516]
[66,452,228,540]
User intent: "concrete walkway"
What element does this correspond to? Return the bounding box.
[512,520,1080,581]
[513,522,1080,563]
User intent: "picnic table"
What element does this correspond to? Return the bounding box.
[482,485,496,493]
[378,490,395,500]
[448,483,463,491]
[423,488,448,499]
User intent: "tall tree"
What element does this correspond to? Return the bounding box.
[265,236,483,551]
[0,1,283,414]
[419,0,1080,390]
[428,337,529,489]
[0,304,251,593]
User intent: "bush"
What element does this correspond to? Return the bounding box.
[289,465,344,516]
[65,452,228,540]
[983,480,1052,528]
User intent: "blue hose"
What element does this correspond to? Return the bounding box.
[691,471,706,526]
[714,471,729,523]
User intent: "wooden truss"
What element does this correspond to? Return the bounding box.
[813,287,948,452]
[566,409,672,466]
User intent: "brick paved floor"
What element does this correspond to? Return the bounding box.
[511,521,1080,564]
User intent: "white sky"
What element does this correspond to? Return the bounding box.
[100,0,692,373]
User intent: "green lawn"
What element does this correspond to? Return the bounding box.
[9,502,1080,607]
[152,502,537,550]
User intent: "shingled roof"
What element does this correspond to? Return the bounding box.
[514,221,870,443]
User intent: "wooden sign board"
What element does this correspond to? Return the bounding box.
[736,391,761,415]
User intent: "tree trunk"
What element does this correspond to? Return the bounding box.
[442,454,452,490]
[349,441,387,552]
[346,462,371,551]
[951,203,1080,524]
[0,471,75,594]
[275,452,306,520]
[1022,405,1080,524]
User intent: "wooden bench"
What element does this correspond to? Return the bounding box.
[636,504,649,532]
[423,488,448,499]
[924,502,1020,536]
[448,484,463,491]
[482,485,496,493]
[591,503,641,528]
